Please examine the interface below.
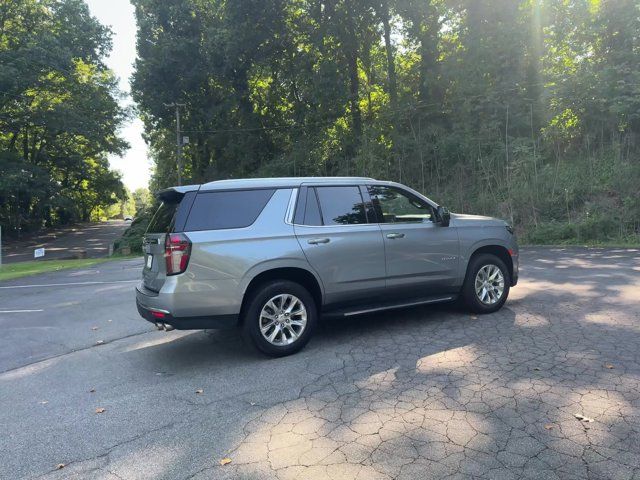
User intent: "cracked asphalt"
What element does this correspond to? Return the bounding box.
[1,247,639,479]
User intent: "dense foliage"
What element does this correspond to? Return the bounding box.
[0,0,128,236]
[132,0,640,243]
[112,186,153,253]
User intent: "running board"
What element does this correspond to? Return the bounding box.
[341,296,456,317]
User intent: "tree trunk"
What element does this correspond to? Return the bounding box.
[418,7,440,107]
[379,0,397,109]
[8,130,18,151]
[346,36,361,141]
[526,0,543,131]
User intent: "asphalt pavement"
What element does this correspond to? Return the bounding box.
[0,247,639,479]
[1,220,130,263]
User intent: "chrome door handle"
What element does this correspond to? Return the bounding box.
[308,238,330,245]
[386,233,405,239]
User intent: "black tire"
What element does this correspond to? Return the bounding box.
[461,253,511,314]
[241,280,317,357]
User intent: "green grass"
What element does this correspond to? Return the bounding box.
[521,238,640,249]
[0,258,122,282]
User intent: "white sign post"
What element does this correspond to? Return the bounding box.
[34,247,45,259]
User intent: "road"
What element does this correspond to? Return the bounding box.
[1,220,130,263]
[1,248,639,479]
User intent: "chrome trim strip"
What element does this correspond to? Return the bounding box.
[343,296,454,317]
[284,188,298,225]
[291,223,382,229]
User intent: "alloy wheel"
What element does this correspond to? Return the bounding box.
[259,294,307,346]
[474,264,505,305]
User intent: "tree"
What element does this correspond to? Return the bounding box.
[0,0,128,235]
[132,187,152,215]
[131,0,640,243]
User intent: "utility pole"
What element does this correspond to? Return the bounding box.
[164,102,186,185]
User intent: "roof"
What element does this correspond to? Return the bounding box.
[198,176,376,191]
[156,177,440,207]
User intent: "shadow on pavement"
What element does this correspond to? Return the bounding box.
[33,248,640,479]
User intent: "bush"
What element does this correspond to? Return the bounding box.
[113,207,153,254]
[523,214,638,245]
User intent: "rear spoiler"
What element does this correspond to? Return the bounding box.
[157,185,200,203]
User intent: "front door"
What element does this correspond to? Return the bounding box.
[294,185,386,307]
[367,185,460,298]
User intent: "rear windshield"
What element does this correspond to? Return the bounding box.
[184,189,276,231]
[146,202,178,233]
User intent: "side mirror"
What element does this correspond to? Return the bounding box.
[435,206,450,227]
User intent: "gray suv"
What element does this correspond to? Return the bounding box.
[136,177,518,356]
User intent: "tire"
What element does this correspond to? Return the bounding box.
[241,280,317,357]
[461,253,511,314]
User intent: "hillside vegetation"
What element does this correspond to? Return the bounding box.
[132,0,640,244]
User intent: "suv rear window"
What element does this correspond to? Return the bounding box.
[147,202,178,233]
[184,189,276,231]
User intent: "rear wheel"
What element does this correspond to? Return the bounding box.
[462,253,510,313]
[242,280,317,357]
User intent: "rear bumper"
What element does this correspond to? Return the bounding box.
[135,284,238,330]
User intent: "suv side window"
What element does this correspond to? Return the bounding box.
[368,186,433,223]
[184,189,275,231]
[316,186,368,225]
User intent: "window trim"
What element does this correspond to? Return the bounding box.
[284,188,298,225]
[292,186,307,225]
[308,187,325,226]
[367,184,436,225]
[359,185,378,224]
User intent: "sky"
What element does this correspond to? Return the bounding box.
[85,0,151,191]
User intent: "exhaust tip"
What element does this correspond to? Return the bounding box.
[163,323,175,332]
[155,322,165,331]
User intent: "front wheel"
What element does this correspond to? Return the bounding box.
[242,280,317,357]
[462,253,511,313]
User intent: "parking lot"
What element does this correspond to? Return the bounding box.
[1,247,639,479]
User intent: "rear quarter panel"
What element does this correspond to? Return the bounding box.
[167,189,312,317]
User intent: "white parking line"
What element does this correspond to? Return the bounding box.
[0,309,44,313]
[0,280,138,290]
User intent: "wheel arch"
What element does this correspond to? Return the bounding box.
[467,244,514,283]
[240,265,324,322]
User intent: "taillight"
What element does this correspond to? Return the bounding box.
[165,233,191,275]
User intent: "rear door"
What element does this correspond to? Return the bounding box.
[294,184,386,307]
[142,190,195,292]
[367,185,460,297]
